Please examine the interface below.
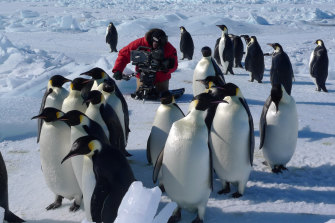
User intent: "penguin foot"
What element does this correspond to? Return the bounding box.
[69,201,81,212]
[321,87,328,92]
[272,166,282,174]
[279,165,288,171]
[218,183,230,195]
[258,80,263,83]
[46,195,63,210]
[232,192,242,198]
[191,215,203,223]
[168,208,181,223]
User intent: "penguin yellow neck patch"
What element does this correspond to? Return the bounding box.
[88,141,95,151]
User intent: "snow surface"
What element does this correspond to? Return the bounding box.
[0,0,335,222]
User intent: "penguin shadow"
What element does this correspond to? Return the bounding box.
[175,93,194,103]
[28,220,79,223]
[298,126,335,141]
[293,80,315,86]
[296,101,335,106]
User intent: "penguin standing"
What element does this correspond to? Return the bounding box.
[259,84,298,173]
[106,22,118,53]
[193,46,225,97]
[245,36,264,83]
[179,26,194,60]
[153,93,221,223]
[268,43,294,95]
[32,108,82,211]
[229,34,244,68]
[216,25,234,75]
[209,83,254,197]
[147,91,185,165]
[62,135,135,223]
[37,75,70,142]
[62,77,90,113]
[0,152,25,223]
[309,39,328,92]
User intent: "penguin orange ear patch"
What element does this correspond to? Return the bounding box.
[88,141,95,151]
[56,112,62,119]
[70,83,73,90]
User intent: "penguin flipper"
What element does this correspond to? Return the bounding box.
[239,98,255,166]
[4,210,25,223]
[259,95,272,150]
[153,149,164,183]
[37,88,53,143]
[91,178,110,222]
[211,58,225,84]
[146,133,152,164]
[173,103,185,117]
[207,142,214,191]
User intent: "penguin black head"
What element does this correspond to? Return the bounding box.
[315,39,325,47]
[160,90,174,105]
[267,43,283,53]
[240,34,250,44]
[71,77,91,91]
[216,25,228,33]
[102,79,116,93]
[83,90,104,105]
[201,46,212,57]
[180,26,186,33]
[215,82,240,97]
[194,92,227,111]
[196,76,217,90]
[62,135,103,164]
[80,67,107,80]
[270,84,283,112]
[250,36,258,42]
[31,107,63,122]
[58,110,86,126]
[49,75,71,88]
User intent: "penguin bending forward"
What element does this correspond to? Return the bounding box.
[309,39,328,92]
[259,84,298,173]
[62,135,135,223]
[180,26,194,60]
[106,22,118,52]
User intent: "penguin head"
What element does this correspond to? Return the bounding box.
[58,110,86,126]
[80,67,107,80]
[49,75,71,88]
[216,25,228,34]
[71,77,91,91]
[194,92,226,111]
[101,79,116,93]
[215,82,241,98]
[267,43,283,53]
[62,135,103,163]
[201,46,212,57]
[160,90,174,105]
[180,26,186,33]
[270,84,283,112]
[196,76,217,90]
[316,39,324,47]
[240,34,250,44]
[250,36,257,43]
[83,90,104,105]
[31,107,64,123]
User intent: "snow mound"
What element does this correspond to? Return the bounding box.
[248,13,270,25]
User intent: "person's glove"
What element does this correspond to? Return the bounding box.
[113,71,122,80]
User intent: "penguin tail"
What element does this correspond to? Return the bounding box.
[5,210,25,222]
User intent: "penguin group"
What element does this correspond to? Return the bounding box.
[32,67,134,222]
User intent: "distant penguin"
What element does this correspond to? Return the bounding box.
[229,34,244,68]
[259,84,298,173]
[216,25,234,75]
[62,135,135,223]
[32,107,82,211]
[193,46,225,97]
[153,92,220,223]
[147,91,185,165]
[0,152,25,223]
[245,36,264,83]
[309,39,328,92]
[179,26,194,60]
[268,43,294,95]
[37,75,70,142]
[62,77,90,113]
[209,83,254,198]
[106,22,118,52]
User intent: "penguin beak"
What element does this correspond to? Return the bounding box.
[80,71,93,78]
[267,43,274,48]
[61,140,90,164]
[31,114,46,120]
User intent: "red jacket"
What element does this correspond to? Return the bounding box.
[112,37,178,83]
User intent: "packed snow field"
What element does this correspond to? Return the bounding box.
[0,0,335,222]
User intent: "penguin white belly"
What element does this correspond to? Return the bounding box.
[262,102,298,167]
[149,105,184,164]
[62,95,86,113]
[39,122,81,199]
[192,58,215,96]
[162,123,210,211]
[85,105,109,137]
[82,156,96,221]
[218,38,228,72]
[44,88,68,110]
[210,103,251,183]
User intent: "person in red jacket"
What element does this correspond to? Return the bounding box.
[112,28,178,96]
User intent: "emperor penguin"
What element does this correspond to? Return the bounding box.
[31,107,82,211]
[106,22,118,52]
[84,90,130,156]
[309,39,328,92]
[216,25,234,75]
[209,83,255,198]
[147,91,185,165]
[193,46,225,97]
[259,84,298,173]
[240,34,251,45]
[0,152,25,223]
[62,77,90,113]
[153,92,222,223]
[62,135,135,223]
[57,110,110,191]
[245,36,264,83]
[37,75,70,142]
[268,43,294,95]
[179,26,194,60]
[229,34,244,68]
